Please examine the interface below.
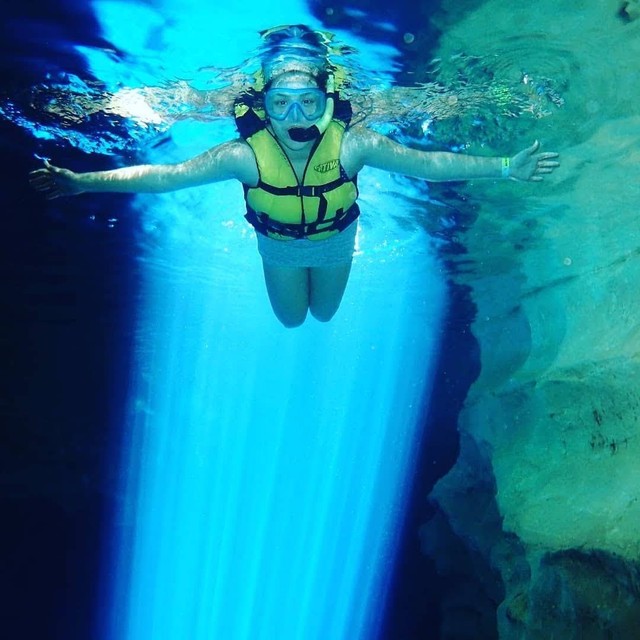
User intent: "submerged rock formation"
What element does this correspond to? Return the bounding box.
[421,0,640,637]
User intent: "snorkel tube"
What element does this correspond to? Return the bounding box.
[288,74,335,142]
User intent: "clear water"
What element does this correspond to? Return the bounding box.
[100,164,446,640]
[2,0,583,638]
[92,4,448,631]
[105,26,442,640]
[5,1,450,638]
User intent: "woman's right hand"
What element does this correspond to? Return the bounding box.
[29,160,84,199]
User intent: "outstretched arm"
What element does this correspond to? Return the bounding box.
[343,128,559,183]
[29,139,257,199]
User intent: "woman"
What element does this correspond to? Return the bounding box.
[29,25,560,328]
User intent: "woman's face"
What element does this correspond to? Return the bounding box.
[266,72,323,151]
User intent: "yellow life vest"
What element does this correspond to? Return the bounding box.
[243,120,359,240]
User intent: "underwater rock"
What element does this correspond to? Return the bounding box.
[499,549,640,639]
[620,0,640,21]
[421,0,640,637]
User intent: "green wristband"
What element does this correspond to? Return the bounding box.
[501,157,510,178]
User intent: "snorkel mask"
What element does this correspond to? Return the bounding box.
[264,87,327,122]
[263,76,336,142]
[259,25,336,142]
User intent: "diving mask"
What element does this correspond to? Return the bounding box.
[264,87,327,121]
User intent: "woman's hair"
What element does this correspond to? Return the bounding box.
[260,25,330,87]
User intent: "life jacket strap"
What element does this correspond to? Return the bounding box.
[256,177,347,198]
[245,203,360,239]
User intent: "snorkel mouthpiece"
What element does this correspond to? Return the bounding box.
[288,75,335,142]
[288,125,319,142]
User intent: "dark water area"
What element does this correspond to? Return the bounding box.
[379,214,480,639]
[0,2,480,638]
[0,0,106,83]
[0,118,139,637]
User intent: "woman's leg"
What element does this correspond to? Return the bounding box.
[261,262,310,328]
[308,262,352,322]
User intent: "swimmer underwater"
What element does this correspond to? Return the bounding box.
[29,25,560,328]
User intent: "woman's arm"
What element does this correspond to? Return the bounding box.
[29,139,258,199]
[342,127,559,183]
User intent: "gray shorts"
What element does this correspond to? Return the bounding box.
[255,221,358,268]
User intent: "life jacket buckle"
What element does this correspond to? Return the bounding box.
[298,185,319,197]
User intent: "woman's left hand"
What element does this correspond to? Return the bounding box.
[508,140,560,182]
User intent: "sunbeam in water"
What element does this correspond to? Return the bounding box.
[69,2,449,639]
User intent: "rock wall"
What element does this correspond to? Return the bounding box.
[421,1,640,637]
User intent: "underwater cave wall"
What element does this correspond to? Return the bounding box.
[420,0,640,637]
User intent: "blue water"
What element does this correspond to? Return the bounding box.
[0,1,484,638]
[100,155,446,637]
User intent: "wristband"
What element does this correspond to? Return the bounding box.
[501,157,510,178]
